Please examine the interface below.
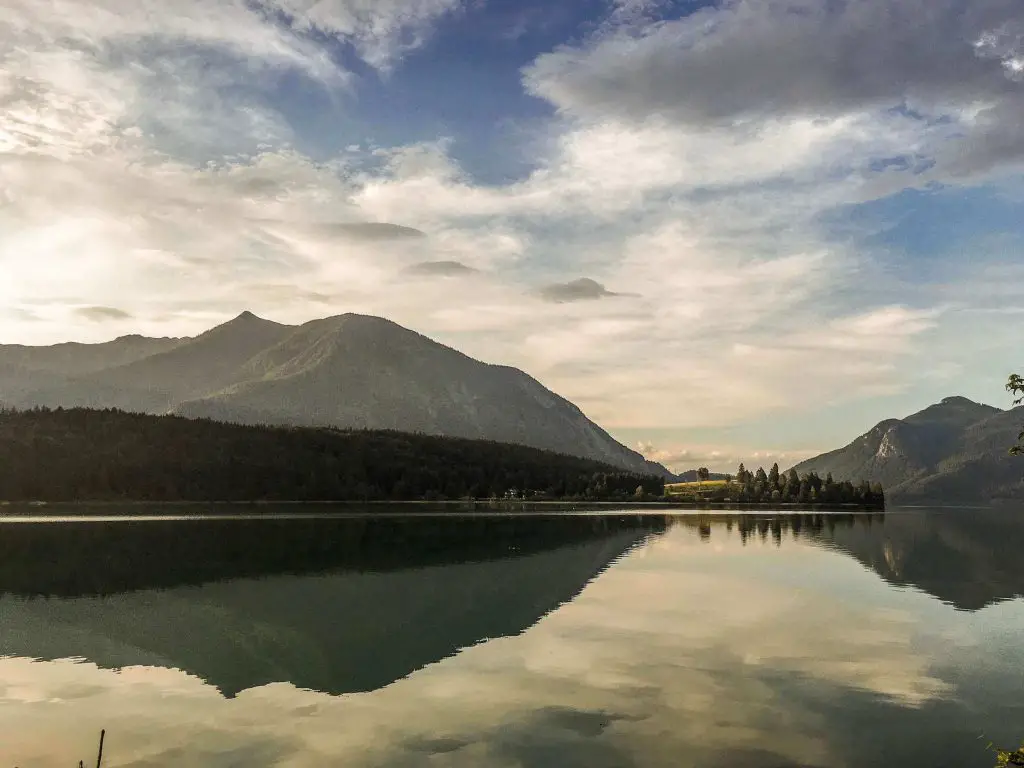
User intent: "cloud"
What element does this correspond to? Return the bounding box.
[526,0,1020,122]
[523,0,1024,181]
[817,306,940,352]
[0,1,342,159]
[0,0,467,167]
[260,0,468,71]
[2,307,43,324]
[236,283,336,305]
[325,222,427,241]
[537,278,632,303]
[403,260,478,277]
[74,306,133,322]
[636,442,824,474]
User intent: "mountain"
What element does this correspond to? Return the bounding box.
[0,333,182,375]
[1,312,292,413]
[0,312,668,476]
[0,333,183,408]
[791,396,1024,503]
[91,311,293,408]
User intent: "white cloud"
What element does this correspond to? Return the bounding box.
[262,0,467,71]
[637,443,823,474]
[0,0,468,162]
[821,306,940,352]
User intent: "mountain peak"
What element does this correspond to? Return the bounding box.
[331,312,400,327]
[229,310,263,324]
[907,396,1002,425]
[940,395,977,406]
[310,313,423,341]
[200,311,286,338]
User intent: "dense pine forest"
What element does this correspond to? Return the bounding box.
[0,407,665,502]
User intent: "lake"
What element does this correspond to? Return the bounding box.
[1,508,1022,767]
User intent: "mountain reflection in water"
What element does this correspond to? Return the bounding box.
[0,514,666,696]
[0,508,1022,768]
[815,507,1024,610]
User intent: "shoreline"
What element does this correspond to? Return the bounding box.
[0,499,888,518]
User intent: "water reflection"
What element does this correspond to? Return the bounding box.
[1,510,1022,768]
[663,510,1024,610]
[817,507,1024,610]
[0,514,665,696]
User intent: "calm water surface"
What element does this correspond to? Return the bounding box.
[1,508,1022,767]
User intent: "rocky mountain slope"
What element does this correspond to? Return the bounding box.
[791,396,1024,503]
[1,312,667,476]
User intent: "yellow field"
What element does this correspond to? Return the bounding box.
[666,480,730,494]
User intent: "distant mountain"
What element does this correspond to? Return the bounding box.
[0,333,183,409]
[791,396,1024,503]
[0,312,668,476]
[0,333,182,375]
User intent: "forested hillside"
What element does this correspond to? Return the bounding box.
[0,407,665,503]
[1,312,669,477]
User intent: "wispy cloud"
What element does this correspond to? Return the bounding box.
[75,306,133,322]
[537,278,633,303]
[403,260,478,277]
[636,441,823,474]
[325,222,427,241]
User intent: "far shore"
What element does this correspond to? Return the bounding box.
[0,498,891,518]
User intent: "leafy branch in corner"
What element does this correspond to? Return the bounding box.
[987,738,1024,767]
[1008,374,1024,455]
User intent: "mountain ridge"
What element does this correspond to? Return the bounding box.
[0,312,669,477]
[790,396,1024,503]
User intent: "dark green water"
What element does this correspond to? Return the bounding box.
[0,508,1022,767]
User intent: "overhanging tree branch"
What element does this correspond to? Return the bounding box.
[1008,374,1024,456]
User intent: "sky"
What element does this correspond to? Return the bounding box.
[1,0,1023,472]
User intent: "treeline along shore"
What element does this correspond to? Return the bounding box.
[0,407,884,508]
[667,462,886,507]
[0,407,665,503]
